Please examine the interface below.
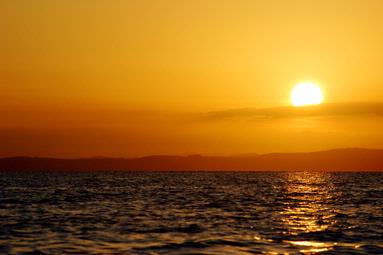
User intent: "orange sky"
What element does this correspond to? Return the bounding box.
[1,0,383,157]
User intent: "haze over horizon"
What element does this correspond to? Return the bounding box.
[2,0,383,157]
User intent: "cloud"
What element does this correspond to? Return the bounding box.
[203,102,383,120]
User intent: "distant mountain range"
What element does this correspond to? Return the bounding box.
[1,148,383,171]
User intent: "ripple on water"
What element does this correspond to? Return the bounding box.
[0,172,382,254]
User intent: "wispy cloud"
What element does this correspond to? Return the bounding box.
[203,103,383,120]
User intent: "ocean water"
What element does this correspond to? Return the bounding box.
[0,172,382,255]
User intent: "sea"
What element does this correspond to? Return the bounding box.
[0,172,382,255]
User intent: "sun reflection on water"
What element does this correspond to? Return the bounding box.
[279,172,338,253]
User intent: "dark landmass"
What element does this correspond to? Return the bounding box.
[0,148,383,171]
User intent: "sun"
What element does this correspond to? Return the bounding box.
[291,82,324,107]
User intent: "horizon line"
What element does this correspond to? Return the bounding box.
[2,147,383,160]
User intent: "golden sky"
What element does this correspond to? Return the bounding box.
[1,0,383,157]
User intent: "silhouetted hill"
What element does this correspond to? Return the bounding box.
[1,148,383,171]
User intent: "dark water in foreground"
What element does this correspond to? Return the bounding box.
[0,172,383,255]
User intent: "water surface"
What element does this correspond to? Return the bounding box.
[0,172,382,254]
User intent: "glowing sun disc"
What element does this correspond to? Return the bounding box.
[291,82,323,107]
